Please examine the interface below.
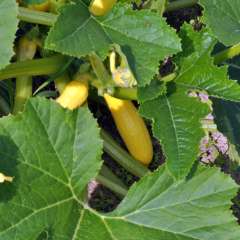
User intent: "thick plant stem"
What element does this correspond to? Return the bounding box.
[161,72,177,82]
[214,43,240,65]
[101,129,149,177]
[96,174,127,197]
[100,165,128,190]
[13,37,37,114]
[18,7,57,26]
[0,55,67,81]
[165,0,198,12]
[114,87,137,100]
[13,76,32,114]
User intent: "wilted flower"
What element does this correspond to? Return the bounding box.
[211,131,229,154]
[199,131,229,164]
[88,180,99,200]
[198,92,209,103]
[205,113,214,121]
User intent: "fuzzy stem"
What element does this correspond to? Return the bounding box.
[101,129,149,177]
[214,43,240,65]
[18,7,57,26]
[13,37,37,114]
[95,174,127,197]
[161,72,177,82]
[165,0,198,12]
[100,165,128,190]
[13,76,32,114]
[0,55,67,81]
[114,87,137,100]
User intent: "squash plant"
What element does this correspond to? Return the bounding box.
[0,0,240,239]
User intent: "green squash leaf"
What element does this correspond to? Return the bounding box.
[109,166,240,240]
[138,79,167,103]
[200,0,240,46]
[0,97,103,239]
[46,2,181,86]
[175,25,240,102]
[0,0,18,70]
[140,86,209,179]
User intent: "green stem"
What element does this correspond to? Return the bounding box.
[18,7,57,26]
[0,55,67,81]
[165,0,198,12]
[214,43,240,65]
[13,37,37,114]
[100,165,128,191]
[95,174,128,197]
[101,129,149,177]
[114,87,137,100]
[88,54,112,89]
[13,76,32,114]
[161,72,177,82]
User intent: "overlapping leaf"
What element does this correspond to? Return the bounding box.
[174,25,240,101]
[109,166,240,240]
[0,98,103,239]
[0,0,18,70]
[200,0,240,46]
[46,1,181,86]
[140,86,209,179]
[139,25,240,179]
[138,79,167,103]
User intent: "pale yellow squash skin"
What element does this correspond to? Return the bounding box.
[89,0,117,16]
[56,80,88,110]
[28,0,50,12]
[104,94,153,165]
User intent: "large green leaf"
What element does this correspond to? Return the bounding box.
[0,98,103,239]
[109,166,240,240]
[200,0,240,46]
[174,25,240,102]
[46,1,181,86]
[140,86,209,179]
[0,0,18,70]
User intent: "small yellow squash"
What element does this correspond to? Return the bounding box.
[104,93,153,165]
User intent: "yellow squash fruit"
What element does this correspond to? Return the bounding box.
[104,93,153,165]
[89,0,117,16]
[28,0,50,12]
[56,78,88,110]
